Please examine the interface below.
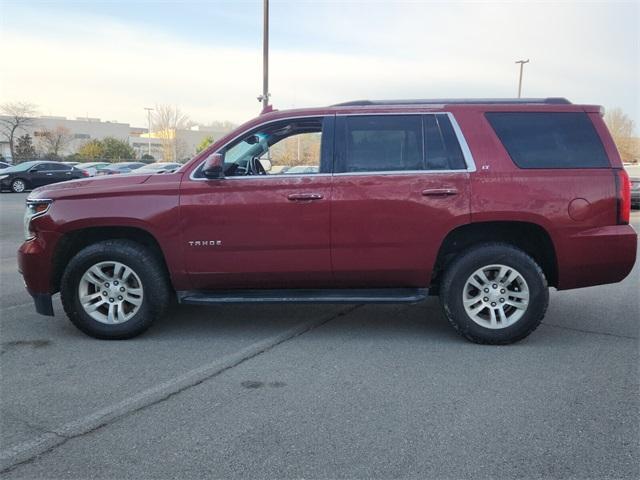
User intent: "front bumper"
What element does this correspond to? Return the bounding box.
[17,231,61,316]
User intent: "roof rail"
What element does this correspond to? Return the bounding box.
[331,98,571,107]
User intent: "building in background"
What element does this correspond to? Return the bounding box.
[0,115,232,162]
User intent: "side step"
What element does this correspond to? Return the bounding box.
[177,288,428,306]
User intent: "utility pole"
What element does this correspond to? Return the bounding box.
[257,0,270,112]
[515,59,530,98]
[144,107,154,157]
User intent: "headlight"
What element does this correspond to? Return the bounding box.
[24,199,52,240]
[0,175,8,181]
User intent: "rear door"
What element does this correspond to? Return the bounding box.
[28,163,58,187]
[331,113,473,287]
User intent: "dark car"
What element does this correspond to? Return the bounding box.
[18,98,637,344]
[1,161,88,193]
[625,165,640,209]
[96,162,146,175]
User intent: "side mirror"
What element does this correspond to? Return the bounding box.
[203,153,224,179]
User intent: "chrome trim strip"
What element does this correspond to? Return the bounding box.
[188,111,477,180]
[209,173,332,181]
[445,112,477,172]
[333,170,469,177]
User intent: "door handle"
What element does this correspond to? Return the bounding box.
[421,188,458,197]
[287,193,324,201]
[46,173,53,176]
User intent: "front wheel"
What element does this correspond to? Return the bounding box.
[439,243,548,345]
[61,240,171,339]
[11,179,26,193]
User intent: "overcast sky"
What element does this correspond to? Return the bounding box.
[1,0,638,128]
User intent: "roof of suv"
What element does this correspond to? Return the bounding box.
[332,98,572,106]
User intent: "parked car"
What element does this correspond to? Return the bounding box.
[18,98,637,343]
[96,162,146,175]
[624,164,640,209]
[78,162,111,176]
[1,161,88,193]
[0,161,11,169]
[131,162,182,174]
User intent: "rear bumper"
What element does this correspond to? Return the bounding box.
[17,231,60,316]
[557,224,637,290]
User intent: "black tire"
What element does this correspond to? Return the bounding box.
[11,178,27,193]
[439,243,548,345]
[61,239,171,339]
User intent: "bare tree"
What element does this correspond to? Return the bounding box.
[0,102,38,160]
[605,108,639,163]
[38,126,73,158]
[152,105,190,162]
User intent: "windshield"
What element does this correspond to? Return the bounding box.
[1,161,39,173]
[223,133,269,166]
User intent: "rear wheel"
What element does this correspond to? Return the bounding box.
[11,179,26,193]
[439,243,548,344]
[61,240,171,339]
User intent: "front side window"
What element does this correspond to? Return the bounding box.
[486,112,609,169]
[195,117,325,177]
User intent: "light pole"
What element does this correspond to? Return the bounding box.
[515,59,530,98]
[257,0,270,112]
[144,107,153,157]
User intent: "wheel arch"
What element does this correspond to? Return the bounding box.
[430,221,558,293]
[52,225,173,293]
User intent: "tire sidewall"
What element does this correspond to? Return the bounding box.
[442,245,548,344]
[61,241,167,339]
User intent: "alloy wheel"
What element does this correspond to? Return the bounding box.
[462,264,530,329]
[12,180,25,193]
[78,261,144,324]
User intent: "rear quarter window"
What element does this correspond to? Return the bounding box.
[485,112,609,169]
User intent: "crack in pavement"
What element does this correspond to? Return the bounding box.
[0,304,361,474]
[541,322,638,340]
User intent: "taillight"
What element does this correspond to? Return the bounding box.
[82,170,90,177]
[614,169,631,225]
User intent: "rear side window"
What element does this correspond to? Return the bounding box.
[424,114,467,170]
[342,115,423,172]
[486,112,609,169]
[337,114,469,173]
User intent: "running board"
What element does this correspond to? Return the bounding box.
[177,288,428,305]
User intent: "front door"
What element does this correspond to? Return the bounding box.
[331,113,472,287]
[179,116,334,290]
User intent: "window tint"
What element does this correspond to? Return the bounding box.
[486,112,609,169]
[343,116,423,172]
[41,163,69,171]
[424,115,466,170]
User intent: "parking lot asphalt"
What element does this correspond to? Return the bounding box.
[1,192,638,479]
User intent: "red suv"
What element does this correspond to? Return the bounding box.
[18,99,636,344]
